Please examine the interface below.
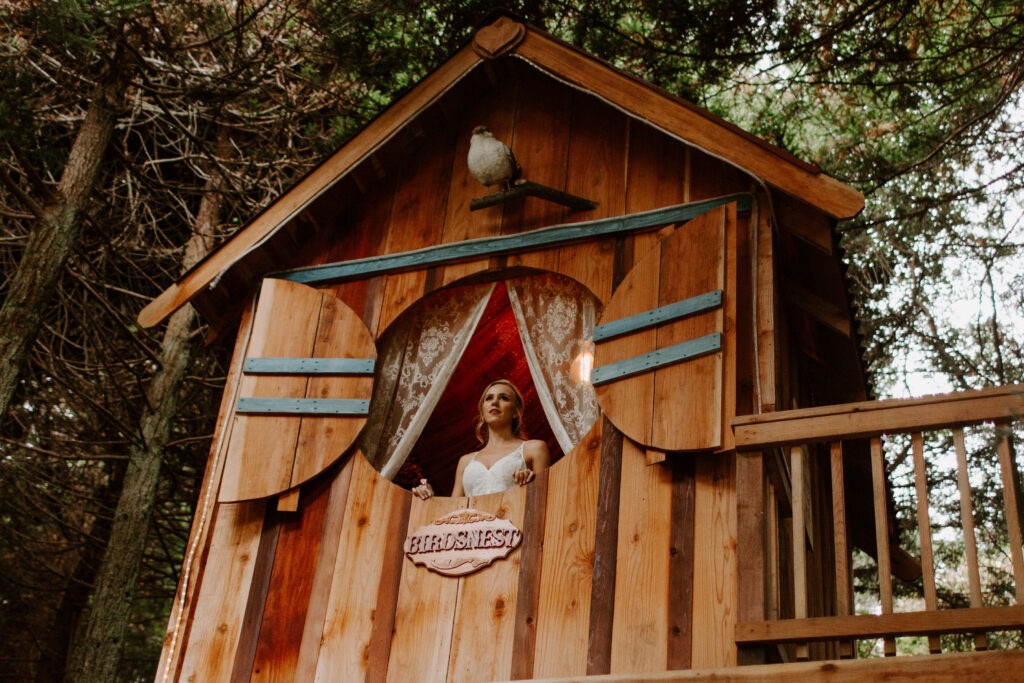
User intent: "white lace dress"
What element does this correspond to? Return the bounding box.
[462,443,526,496]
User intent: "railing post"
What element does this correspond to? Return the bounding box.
[996,421,1024,603]
[953,428,988,650]
[870,436,896,657]
[736,450,766,665]
[830,441,854,658]
[791,445,808,661]
[911,432,941,654]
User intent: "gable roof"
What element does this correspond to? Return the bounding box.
[138,15,864,329]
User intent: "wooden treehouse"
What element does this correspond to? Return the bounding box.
[142,15,1024,682]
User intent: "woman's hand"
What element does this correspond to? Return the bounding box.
[412,478,434,500]
[513,468,535,486]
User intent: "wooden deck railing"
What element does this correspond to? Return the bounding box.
[732,384,1024,661]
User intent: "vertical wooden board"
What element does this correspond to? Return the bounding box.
[511,469,550,680]
[447,486,527,683]
[587,418,624,676]
[221,280,323,502]
[314,458,400,681]
[386,495,467,683]
[293,457,355,680]
[609,438,672,674]
[687,147,749,201]
[248,474,333,681]
[533,422,603,678]
[327,177,395,331]
[179,502,266,682]
[555,93,628,303]
[625,122,689,215]
[377,120,457,333]
[439,76,517,286]
[291,294,375,487]
[691,453,737,669]
[755,192,777,411]
[593,235,660,446]
[650,207,725,450]
[720,205,740,453]
[667,457,696,671]
[736,451,766,666]
[159,300,255,681]
[504,67,571,273]
[365,490,412,683]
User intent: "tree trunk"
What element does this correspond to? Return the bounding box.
[0,67,130,426]
[63,129,232,683]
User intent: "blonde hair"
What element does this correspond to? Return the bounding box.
[474,379,526,444]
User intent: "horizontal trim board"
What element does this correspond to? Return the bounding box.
[273,194,750,285]
[593,290,722,342]
[235,398,370,415]
[243,357,376,375]
[731,383,1024,449]
[591,333,721,386]
[736,604,1024,644]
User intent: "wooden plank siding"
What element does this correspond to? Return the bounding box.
[164,61,784,683]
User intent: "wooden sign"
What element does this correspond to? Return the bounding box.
[404,509,522,577]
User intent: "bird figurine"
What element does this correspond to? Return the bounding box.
[467,125,520,191]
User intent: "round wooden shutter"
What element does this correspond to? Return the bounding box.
[219,278,376,502]
[592,205,728,452]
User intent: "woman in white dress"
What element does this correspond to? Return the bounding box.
[412,379,550,499]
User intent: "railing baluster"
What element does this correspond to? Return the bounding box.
[995,421,1024,604]
[911,431,941,653]
[953,427,988,651]
[830,441,854,658]
[870,436,897,656]
[791,444,809,661]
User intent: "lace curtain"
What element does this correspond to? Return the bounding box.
[361,283,494,480]
[507,274,600,453]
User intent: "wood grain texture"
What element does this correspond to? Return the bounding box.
[588,418,624,675]
[736,451,766,665]
[953,428,989,651]
[365,487,412,683]
[732,384,1024,449]
[514,26,864,219]
[870,437,896,656]
[178,502,266,682]
[553,92,627,304]
[691,452,737,668]
[790,446,808,661]
[533,420,603,678]
[247,473,334,681]
[829,442,854,658]
[292,457,355,680]
[291,294,376,488]
[314,457,401,681]
[447,486,528,683]
[439,68,516,286]
[995,422,1024,603]
[595,206,728,452]
[609,436,672,674]
[511,468,550,679]
[376,117,457,334]
[911,432,941,653]
[230,505,281,683]
[221,280,322,502]
[667,456,696,671]
[652,207,725,450]
[736,604,1024,644]
[157,300,255,681]
[386,495,467,683]
[491,648,1024,682]
[754,192,777,411]
[502,66,570,245]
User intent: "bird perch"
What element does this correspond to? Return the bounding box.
[469,180,598,212]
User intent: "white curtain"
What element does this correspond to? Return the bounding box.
[507,275,600,453]
[362,282,495,480]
